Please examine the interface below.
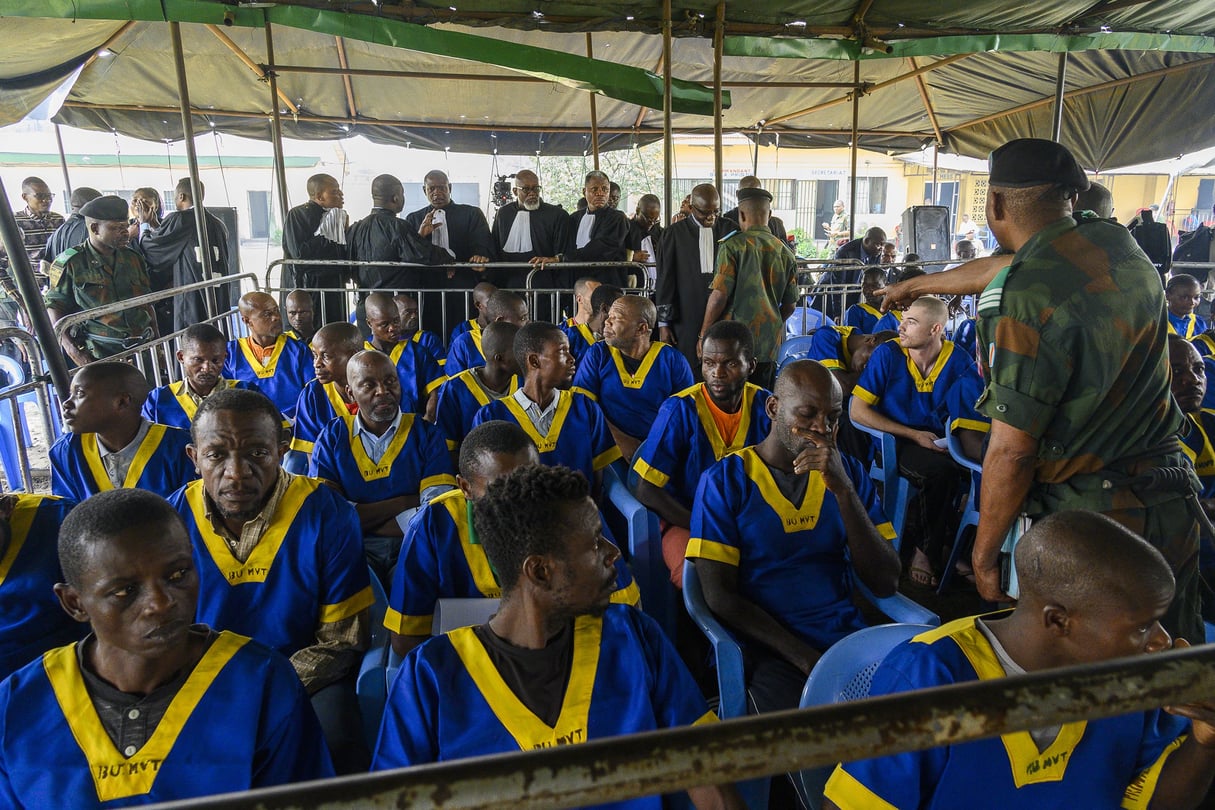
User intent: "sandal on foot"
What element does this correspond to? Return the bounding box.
[909,565,939,588]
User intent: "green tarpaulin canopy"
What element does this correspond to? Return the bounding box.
[1,0,1212,168]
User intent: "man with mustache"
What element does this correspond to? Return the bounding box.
[142,323,262,429]
[491,169,566,291]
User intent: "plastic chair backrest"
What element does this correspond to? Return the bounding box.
[945,423,982,474]
[776,334,817,370]
[431,598,500,634]
[681,560,747,720]
[0,355,25,390]
[800,623,933,708]
[785,308,835,337]
[604,464,673,634]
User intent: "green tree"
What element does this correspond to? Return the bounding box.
[536,143,666,215]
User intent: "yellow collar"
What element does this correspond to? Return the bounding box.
[690,383,758,459]
[609,342,664,390]
[900,341,955,392]
[237,335,288,377]
[739,447,827,534]
[81,424,168,492]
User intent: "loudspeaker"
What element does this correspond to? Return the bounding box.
[901,206,951,262]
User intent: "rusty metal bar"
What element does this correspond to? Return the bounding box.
[586,34,600,170]
[662,0,673,230]
[713,1,725,191]
[264,23,292,234]
[333,37,358,120]
[849,61,860,241]
[145,642,1215,810]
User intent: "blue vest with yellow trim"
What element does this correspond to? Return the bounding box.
[825,615,1189,810]
[473,390,621,482]
[50,425,194,503]
[687,447,895,651]
[310,414,455,505]
[1181,409,1215,501]
[363,339,445,414]
[221,335,314,420]
[373,605,715,810]
[407,329,446,367]
[1168,311,1207,341]
[0,631,333,807]
[434,369,519,451]
[807,325,857,371]
[559,318,598,364]
[385,490,638,637]
[571,341,694,440]
[289,379,358,455]
[854,339,982,434]
[448,318,477,348]
[445,330,485,375]
[168,476,374,658]
[140,379,261,430]
[843,302,882,334]
[632,383,771,509]
[0,496,81,681]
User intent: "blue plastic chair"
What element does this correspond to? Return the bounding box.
[776,334,816,374]
[785,308,835,337]
[795,623,934,809]
[603,464,673,635]
[851,420,918,553]
[682,560,768,809]
[356,565,391,751]
[937,423,982,594]
[0,355,37,492]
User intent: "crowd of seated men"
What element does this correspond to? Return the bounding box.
[5,160,1215,809]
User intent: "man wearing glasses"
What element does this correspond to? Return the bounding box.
[490,170,566,293]
[0,177,64,324]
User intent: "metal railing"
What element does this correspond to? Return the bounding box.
[147,642,1215,809]
[264,259,652,339]
[0,328,60,493]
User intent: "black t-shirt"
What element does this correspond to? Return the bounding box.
[472,621,574,726]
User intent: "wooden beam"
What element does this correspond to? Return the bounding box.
[334,37,358,120]
[204,24,299,115]
[764,53,971,127]
[634,53,665,129]
[80,21,137,73]
[909,57,943,144]
[587,33,600,168]
[951,55,1215,131]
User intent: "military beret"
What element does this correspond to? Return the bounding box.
[736,186,773,203]
[79,195,130,221]
[988,138,1090,192]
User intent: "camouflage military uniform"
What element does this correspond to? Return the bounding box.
[44,242,154,360]
[710,226,798,365]
[976,216,1201,641]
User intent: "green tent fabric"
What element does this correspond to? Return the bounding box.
[1,0,1214,167]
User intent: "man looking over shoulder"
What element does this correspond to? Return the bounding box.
[143,324,261,430]
[283,173,348,324]
[374,464,745,810]
[363,292,445,420]
[824,510,1215,810]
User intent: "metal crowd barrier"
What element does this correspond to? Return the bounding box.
[52,274,260,387]
[147,642,1215,809]
[264,259,651,339]
[0,328,60,493]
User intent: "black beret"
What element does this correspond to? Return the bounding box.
[736,186,773,203]
[988,138,1090,192]
[79,195,130,222]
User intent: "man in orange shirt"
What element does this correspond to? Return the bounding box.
[221,292,313,421]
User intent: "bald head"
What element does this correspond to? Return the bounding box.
[1075,183,1114,219]
[617,294,657,330]
[775,359,839,402]
[738,176,761,190]
[314,321,363,354]
[371,174,405,212]
[346,348,397,383]
[485,290,528,326]
[1015,510,1173,611]
[473,282,498,313]
[239,291,276,316]
[482,321,521,372]
[364,292,398,323]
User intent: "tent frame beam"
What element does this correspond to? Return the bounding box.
[909,57,943,145]
[951,55,1215,132]
[264,22,291,231]
[587,33,600,169]
[713,1,725,191]
[334,37,358,120]
[205,24,299,115]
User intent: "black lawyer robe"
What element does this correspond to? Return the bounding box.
[137,207,231,333]
[283,200,349,323]
[403,202,496,339]
[655,216,737,373]
[562,207,630,288]
[491,201,567,288]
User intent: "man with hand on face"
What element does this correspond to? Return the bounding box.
[0,488,333,807]
[311,350,455,582]
[688,360,901,713]
[491,169,566,290]
[405,170,496,338]
[289,323,365,459]
[143,324,262,430]
[222,291,313,422]
[561,171,631,288]
[657,183,736,372]
[633,320,771,586]
[283,289,317,345]
[283,173,349,325]
[394,293,445,367]
[169,388,373,773]
[434,321,520,459]
[572,294,694,461]
[363,292,445,421]
[824,511,1215,810]
[374,464,746,810]
[627,194,663,273]
[346,174,453,306]
[385,419,540,658]
[51,362,194,502]
[45,195,158,365]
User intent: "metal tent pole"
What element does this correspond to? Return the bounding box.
[849,61,860,240]
[265,22,292,233]
[1052,52,1068,142]
[713,1,725,191]
[169,21,216,319]
[662,0,673,223]
[53,124,73,199]
[586,34,600,171]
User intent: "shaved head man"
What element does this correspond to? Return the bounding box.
[826,510,1215,810]
[285,289,317,344]
[223,290,314,420]
[283,173,347,324]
